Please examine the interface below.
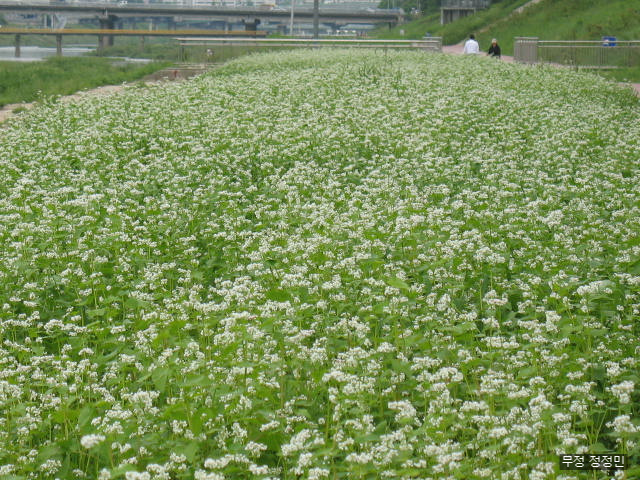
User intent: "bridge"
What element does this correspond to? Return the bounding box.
[0,1,404,24]
[0,26,267,55]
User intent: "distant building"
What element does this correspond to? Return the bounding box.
[440,0,490,25]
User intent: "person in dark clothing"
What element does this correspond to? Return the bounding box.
[488,38,501,58]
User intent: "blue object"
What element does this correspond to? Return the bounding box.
[602,36,617,47]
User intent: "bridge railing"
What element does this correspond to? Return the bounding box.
[515,37,640,68]
[176,37,443,52]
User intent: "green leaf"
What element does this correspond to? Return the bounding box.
[355,433,380,443]
[124,297,150,309]
[517,366,538,379]
[266,289,290,301]
[183,441,199,462]
[77,405,95,430]
[152,367,170,393]
[385,277,410,290]
[36,444,62,462]
[87,308,107,319]
[444,322,475,336]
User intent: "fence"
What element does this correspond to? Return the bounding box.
[513,36,538,64]
[514,37,640,68]
[176,37,443,57]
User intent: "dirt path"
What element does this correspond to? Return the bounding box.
[0,84,126,124]
[512,0,545,16]
[0,64,211,125]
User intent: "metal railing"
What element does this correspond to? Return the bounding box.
[514,37,640,68]
[538,40,640,68]
[176,36,443,52]
[513,36,538,64]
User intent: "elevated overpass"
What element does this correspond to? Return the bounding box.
[0,1,404,24]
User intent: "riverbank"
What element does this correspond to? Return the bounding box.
[0,56,169,109]
[0,63,211,124]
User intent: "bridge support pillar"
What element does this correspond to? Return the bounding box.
[56,34,63,56]
[313,0,319,39]
[98,16,116,50]
[14,34,20,58]
[140,35,145,50]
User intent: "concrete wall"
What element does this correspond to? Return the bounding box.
[440,8,477,25]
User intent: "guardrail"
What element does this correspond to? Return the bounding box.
[176,37,443,52]
[514,37,640,68]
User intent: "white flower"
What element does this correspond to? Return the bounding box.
[388,400,418,422]
[98,469,111,480]
[607,415,638,434]
[610,380,634,404]
[80,434,105,449]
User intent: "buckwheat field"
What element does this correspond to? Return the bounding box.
[0,50,638,480]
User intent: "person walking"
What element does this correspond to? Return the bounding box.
[487,38,501,58]
[463,34,480,54]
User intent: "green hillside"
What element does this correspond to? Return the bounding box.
[378,0,640,55]
[376,0,531,45]
[479,0,640,54]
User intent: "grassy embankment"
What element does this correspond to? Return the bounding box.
[376,0,530,45]
[0,56,169,107]
[376,0,640,81]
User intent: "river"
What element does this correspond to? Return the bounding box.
[0,45,151,63]
[0,45,95,61]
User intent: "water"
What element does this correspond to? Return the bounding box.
[0,46,153,64]
[0,45,95,61]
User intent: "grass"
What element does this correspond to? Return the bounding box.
[0,56,169,107]
[596,65,640,84]
[98,41,275,64]
[374,0,531,44]
[375,0,640,55]
[0,49,638,479]
[475,0,640,55]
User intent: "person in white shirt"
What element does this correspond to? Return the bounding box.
[463,34,480,54]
